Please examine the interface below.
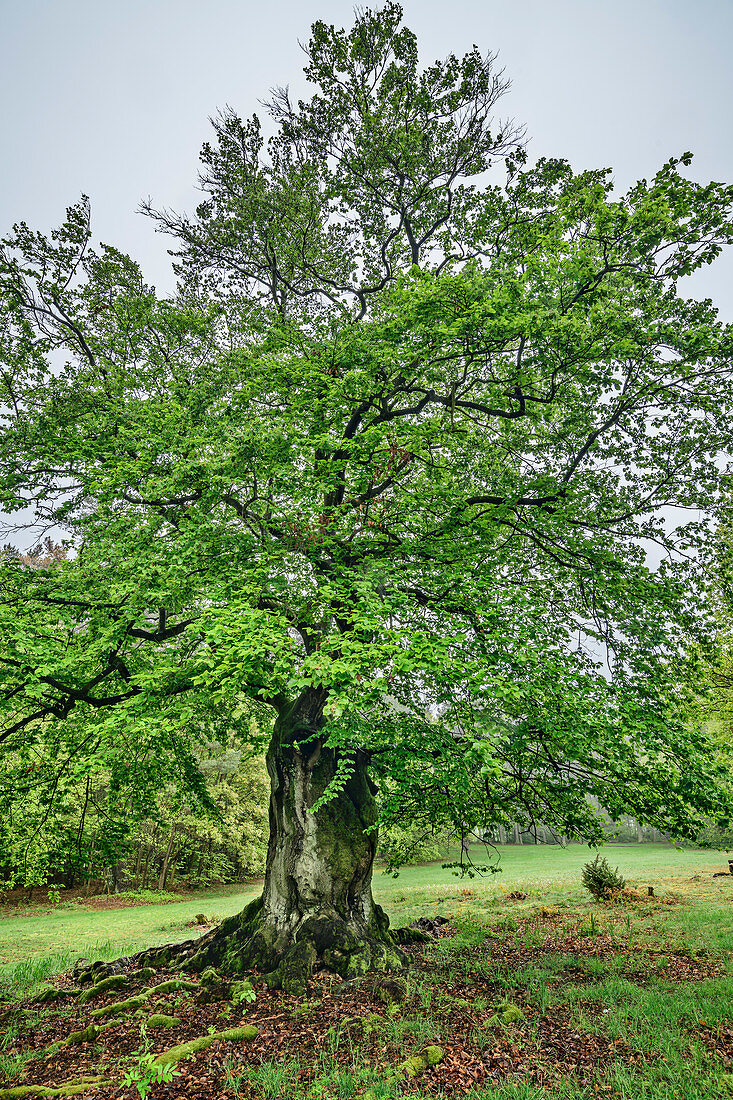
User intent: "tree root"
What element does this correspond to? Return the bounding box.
[391,926,433,944]
[88,978,198,1019]
[70,896,409,997]
[35,987,78,1004]
[45,1024,107,1056]
[76,975,129,1004]
[0,1077,104,1099]
[152,1026,258,1067]
[89,992,152,1019]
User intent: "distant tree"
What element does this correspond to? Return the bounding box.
[2,4,733,990]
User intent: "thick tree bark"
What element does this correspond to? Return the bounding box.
[140,696,406,993]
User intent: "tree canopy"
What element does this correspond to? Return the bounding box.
[2,3,733,876]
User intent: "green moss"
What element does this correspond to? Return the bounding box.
[218,1027,258,1041]
[152,1025,258,1067]
[372,976,407,1005]
[149,979,198,995]
[275,940,316,996]
[89,991,151,1018]
[147,1014,181,1028]
[35,986,75,1004]
[399,1055,427,1079]
[391,1045,444,1081]
[129,967,156,983]
[391,926,432,944]
[0,1079,104,1098]
[291,998,321,1018]
[45,1023,102,1056]
[77,975,129,1004]
[499,1002,523,1024]
[152,1036,214,1066]
[66,1024,100,1045]
[230,979,254,1002]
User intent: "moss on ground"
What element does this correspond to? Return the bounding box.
[394,1045,444,1080]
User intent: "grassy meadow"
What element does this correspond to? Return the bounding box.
[0,843,731,1099]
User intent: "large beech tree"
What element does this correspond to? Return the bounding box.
[2,5,733,990]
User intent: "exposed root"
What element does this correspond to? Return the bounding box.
[89,992,152,1019]
[152,1026,258,1067]
[74,896,408,997]
[77,975,128,1004]
[87,978,198,1019]
[148,979,198,995]
[146,1013,181,1028]
[0,1077,104,1099]
[45,1024,105,1056]
[35,987,78,1004]
[391,926,433,944]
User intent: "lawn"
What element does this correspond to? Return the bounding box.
[1,845,727,985]
[0,843,731,1099]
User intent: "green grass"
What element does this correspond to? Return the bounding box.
[0,844,728,997]
[0,885,259,996]
[1,843,732,1099]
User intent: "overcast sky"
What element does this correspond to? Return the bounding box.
[2,0,732,311]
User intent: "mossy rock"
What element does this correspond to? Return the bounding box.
[147,1013,181,1028]
[372,976,407,1005]
[152,1025,258,1067]
[77,975,129,1004]
[393,1045,444,1080]
[399,1054,427,1079]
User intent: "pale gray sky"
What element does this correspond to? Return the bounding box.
[2,0,732,309]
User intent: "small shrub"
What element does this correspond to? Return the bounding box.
[581,854,626,899]
[123,1052,181,1098]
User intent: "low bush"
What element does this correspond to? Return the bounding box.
[581,854,626,899]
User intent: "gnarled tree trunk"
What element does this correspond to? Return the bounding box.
[159,695,406,993]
